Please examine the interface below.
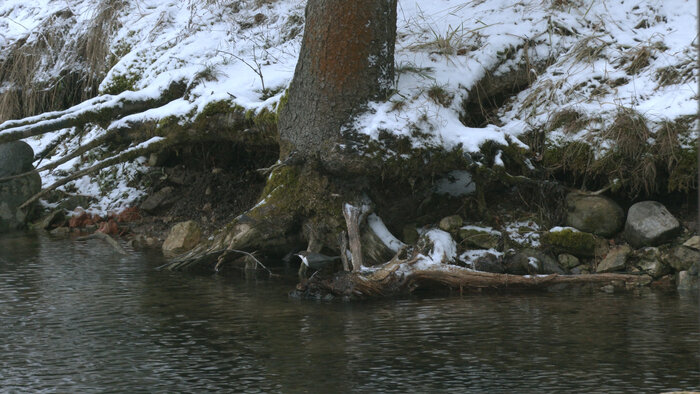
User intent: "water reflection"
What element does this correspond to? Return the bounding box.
[0,233,698,392]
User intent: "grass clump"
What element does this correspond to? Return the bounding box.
[655,59,695,87]
[620,46,653,75]
[427,84,454,107]
[548,108,588,134]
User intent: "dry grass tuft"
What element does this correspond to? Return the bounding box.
[0,0,124,121]
[570,36,608,64]
[655,58,695,87]
[548,108,588,134]
[427,84,454,108]
[620,46,653,75]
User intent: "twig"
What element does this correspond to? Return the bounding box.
[215,249,276,277]
[216,49,266,91]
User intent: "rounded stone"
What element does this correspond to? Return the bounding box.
[162,221,202,256]
[0,141,34,178]
[623,201,681,248]
[565,192,624,237]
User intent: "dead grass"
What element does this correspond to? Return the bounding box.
[542,107,697,197]
[548,108,588,134]
[655,58,695,87]
[408,23,479,57]
[427,84,454,107]
[569,36,608,64]
[619,45,653,75]
[0,1,124,121]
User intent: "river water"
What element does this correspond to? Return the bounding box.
[0,232,698,392]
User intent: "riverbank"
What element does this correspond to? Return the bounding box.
[2,232,699,392]
[23,156,699,298]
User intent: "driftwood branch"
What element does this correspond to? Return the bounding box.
[303,259,653,299]
[338,230,350,272]
[76,232,128,255]
[343,203,368,271]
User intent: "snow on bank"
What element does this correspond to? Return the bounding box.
[1,0,696,214]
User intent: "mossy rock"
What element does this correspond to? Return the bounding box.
[458,226,501,250]
[541,228,606,257]
[565,192,624,237]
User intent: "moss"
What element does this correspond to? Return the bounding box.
[101,72,140,95]
[542,229,599,257]
[252,108,278,135]
[276,88,289,117]
[198,99,246,119]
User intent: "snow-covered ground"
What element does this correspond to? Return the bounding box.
[0,0,697,216]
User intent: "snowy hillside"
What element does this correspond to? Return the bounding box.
[0,0,697,213]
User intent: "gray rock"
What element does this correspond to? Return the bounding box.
[623,201,681,248]
[439,215,463,233]
[470,251,504,273]
[504,249,565,275]
[632,247,670,278]
[458,226,501,249]
[557,253,580,269]
[565,192,624,237]
[0,141,34,178]
[676,271,699,292]
[140,186,175,213]
[665,246,700,272]
[682,235,700,251]
[596,245,632,273]
[162,221,202,256]
[637,259,668,278]
[0,171,41,233]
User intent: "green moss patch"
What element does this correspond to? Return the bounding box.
[541,228,602,257]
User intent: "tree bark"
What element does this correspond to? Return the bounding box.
[278,0,397,161]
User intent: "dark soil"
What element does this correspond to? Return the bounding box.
[127,141,278,243]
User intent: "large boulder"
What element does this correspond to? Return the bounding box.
[0,142,41,233]
[565,192,624,237]
[0,141,34,178]
[624,201,681,248]
[162,221,202,256]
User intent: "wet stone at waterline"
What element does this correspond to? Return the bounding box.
[0,141,41,233]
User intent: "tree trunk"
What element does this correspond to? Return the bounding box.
[164,0,400,270]
[278,0,397,162]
